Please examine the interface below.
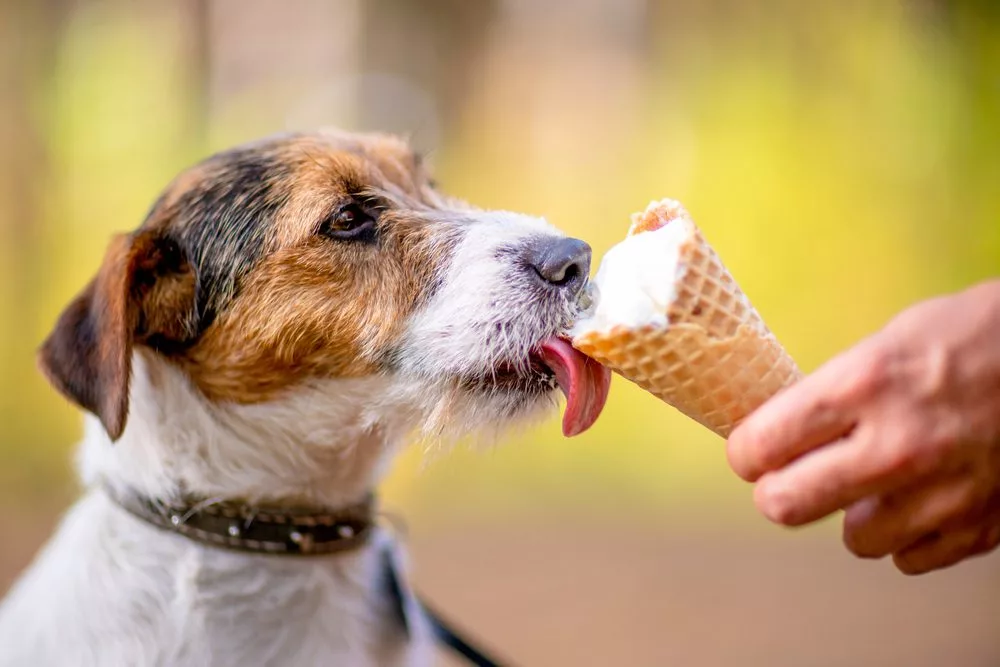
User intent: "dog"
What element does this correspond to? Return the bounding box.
[0,129,611,666]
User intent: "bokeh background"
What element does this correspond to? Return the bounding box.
[2,1,998,664]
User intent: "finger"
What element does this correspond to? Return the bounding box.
[753,425,929,526]
[727,339,886,482]
[842,473,981,559]
[893,520,1000,576]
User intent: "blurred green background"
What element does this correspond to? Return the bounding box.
[2,1,998,665]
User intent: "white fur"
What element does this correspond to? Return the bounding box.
[0,353,433,667]
[404,210,566,378]
[0,208,578,667]
[399,210,576,439]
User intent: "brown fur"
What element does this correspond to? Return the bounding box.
[40,131,463,433]
[38,231,197,439]
[179,136,454,402]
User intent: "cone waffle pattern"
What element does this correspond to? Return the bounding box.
[572,201,801,438]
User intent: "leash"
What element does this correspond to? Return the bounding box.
[378,530,508,666]
[380,541,507,666]
[419,597,506,667]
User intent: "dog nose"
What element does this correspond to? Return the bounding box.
[527,237,591,293]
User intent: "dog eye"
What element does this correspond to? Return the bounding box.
[320,203,376,242]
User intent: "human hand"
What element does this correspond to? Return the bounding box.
[727,279,1000,575]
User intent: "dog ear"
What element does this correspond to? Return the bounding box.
[38,231,197,440]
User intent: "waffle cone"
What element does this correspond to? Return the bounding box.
[572,200,801,438]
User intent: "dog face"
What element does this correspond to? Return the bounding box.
[39,130,610,445]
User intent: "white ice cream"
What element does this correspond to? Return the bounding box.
[572,220,690,335]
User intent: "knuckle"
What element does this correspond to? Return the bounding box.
[922,430,959,468]
[914,343,952,400]
[876,432,941,480]
[807,396,842,428]
[912,441,949,478]
[880,440,920,476]
[922,415,965,455]
[850,345,894,397]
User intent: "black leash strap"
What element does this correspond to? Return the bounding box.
[419,596,506,667]
[381,544,508,666]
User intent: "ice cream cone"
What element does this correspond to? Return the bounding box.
[571,199,801,438]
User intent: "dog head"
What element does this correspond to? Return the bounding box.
[39,130,611,451]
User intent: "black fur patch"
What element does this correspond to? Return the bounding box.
[149,148,289,333]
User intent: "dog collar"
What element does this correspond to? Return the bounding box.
[104,485,375,555]
[104,484,505,665]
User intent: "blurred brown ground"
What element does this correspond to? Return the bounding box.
[416,521,1000,667]
[5,505,998,666]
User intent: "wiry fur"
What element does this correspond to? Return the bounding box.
[399,210,580,441]
[0,130,591,667]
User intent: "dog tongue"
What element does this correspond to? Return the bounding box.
[538,337,611,437]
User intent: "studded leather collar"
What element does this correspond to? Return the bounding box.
[105,485,375,555]
[105,484,506,665]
